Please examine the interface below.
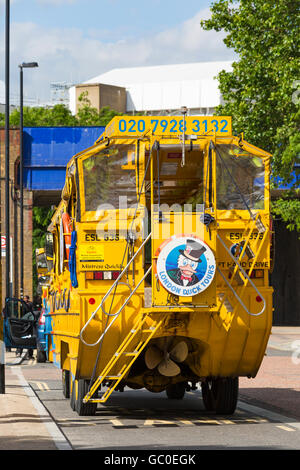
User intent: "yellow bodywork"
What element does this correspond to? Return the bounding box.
[44,115,273,406]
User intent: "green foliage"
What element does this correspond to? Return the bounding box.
[0,104,78,127]
[272,196,300,233]
[76,91,123,125]
[0,93,122,127]
[201,0,300,230]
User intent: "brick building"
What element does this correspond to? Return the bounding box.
[0,127,33,306]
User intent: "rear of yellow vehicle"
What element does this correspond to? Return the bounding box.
[44,116,273,415]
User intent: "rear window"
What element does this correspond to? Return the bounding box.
[82,145,138,212]
[216,144,265,210]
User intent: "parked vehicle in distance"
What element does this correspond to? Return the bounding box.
[35,299,47,362]
[35,248,52,363]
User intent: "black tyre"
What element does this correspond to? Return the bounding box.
[36,348,47,363]
[62,370,70,398]
[75,379,97,416]
[201,377,239,415]
[201,381,215,411]
[214,377,239,414]
[166,382,186,400]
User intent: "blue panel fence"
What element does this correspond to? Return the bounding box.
[23,126,104,190]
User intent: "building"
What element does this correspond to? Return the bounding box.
[69,61,233,116]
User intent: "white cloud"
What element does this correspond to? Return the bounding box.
[1,9,235,102]
[0,0,19,6]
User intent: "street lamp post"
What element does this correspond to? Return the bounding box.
[19,62,38,300]
[1,0,10,396]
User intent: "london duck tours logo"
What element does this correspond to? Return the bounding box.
[156,235,216,297]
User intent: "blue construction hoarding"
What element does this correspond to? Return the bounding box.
[23,126,104,190]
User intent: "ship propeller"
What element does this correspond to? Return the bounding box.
[145,337,188,377]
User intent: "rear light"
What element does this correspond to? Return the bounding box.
[253,269,264,278]
[247,269,264,279]
[256,295,263,303]
[103,271,112,280]
[88,297,96,305]
[85,271,120,280]
[94,271,103,280]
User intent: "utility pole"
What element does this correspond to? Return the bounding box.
[19,65,23,300]
[19,61,38,300]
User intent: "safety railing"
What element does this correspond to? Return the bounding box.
[216,233,266,317]
[79,232,152,347]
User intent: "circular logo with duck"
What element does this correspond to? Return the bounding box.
[156,235,216,297]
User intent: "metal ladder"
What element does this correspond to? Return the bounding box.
[78,231,168,404]
[217,213,268,317]
[83,311,167,404]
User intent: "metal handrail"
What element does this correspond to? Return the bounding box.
[79,232,152,347]
[216,234,266,317]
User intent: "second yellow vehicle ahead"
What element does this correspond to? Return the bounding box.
[39,115,273,415]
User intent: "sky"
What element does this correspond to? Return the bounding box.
[0,0,235,103]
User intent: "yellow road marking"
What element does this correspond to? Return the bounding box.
[244,418,267,423]
[144,419,176,426]
[276,425,296,432]
[33,381,50,391]
[194,419,221,425]
[110,419,124,427]
[176,418,195,426]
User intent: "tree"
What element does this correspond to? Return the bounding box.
[201,0,300,231]
[76,91,122,126]
[0,103,78,127]
[0,93,122,127]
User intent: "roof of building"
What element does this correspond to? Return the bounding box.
[84,61,232,87]
[69,61,233,113]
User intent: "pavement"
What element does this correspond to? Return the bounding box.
[0,351,71,450]
[239,326,300,421]
[0,326,299,451]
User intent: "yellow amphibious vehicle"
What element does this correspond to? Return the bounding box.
[43,115,273,415]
